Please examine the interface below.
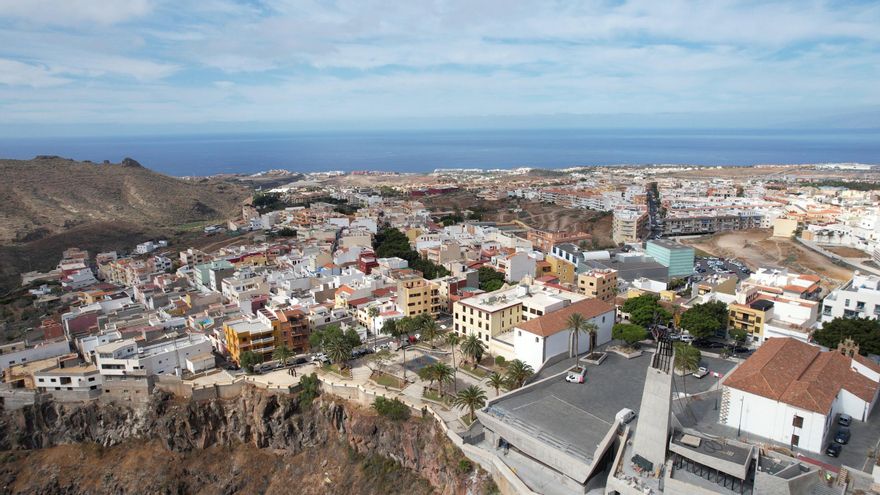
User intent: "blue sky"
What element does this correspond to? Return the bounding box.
[0,0,878,135]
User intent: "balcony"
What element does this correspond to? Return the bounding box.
[251,336,275,346]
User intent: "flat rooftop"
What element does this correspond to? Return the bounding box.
[485,352,652,463]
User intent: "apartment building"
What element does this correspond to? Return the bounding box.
[821,272,880,323]
[95,333,213,377]
[34,364,103,401]
[576,268,618,303]
[452,283,588,345]
[224,318,275,365]
[612,208,649,244]
[396,273,442,317]
[662,209,763,236]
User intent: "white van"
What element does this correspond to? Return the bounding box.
[616,408,637,424]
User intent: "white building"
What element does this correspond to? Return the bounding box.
[821,272,880,323]
[0,338,72,372]
[61,268,99,290]
[509,298,615,370]
[34,364,102,400]
[721,337,880,454]
[95,333,213,377]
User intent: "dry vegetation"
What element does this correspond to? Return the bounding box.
[682,229,852,290]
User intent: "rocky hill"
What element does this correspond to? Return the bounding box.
[0,156,250,291]
[0,156,248,245]
[0,387,495,495]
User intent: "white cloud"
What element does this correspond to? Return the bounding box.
[0,0,153,26]
[0,59,70,87]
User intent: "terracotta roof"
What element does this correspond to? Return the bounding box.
[724,338,879,414]
[517,298,614,337]
[347,297,372,307]
[854,354,880,375]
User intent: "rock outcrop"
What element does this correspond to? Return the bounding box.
[0,387,494,495]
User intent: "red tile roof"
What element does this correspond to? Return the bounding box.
[517,298,614,337]
[724,338,879,414]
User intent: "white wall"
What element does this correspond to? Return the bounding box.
[0,340,71,371]
[512,310,614,370]
[722,388,829,453]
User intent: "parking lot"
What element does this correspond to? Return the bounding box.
[693,256,752,280]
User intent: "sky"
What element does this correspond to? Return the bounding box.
[0,0,879,136]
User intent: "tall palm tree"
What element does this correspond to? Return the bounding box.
[674,342,700,373]
[488,372,506,396]
[391,316,413,381]
[368,306,380,345]
[583,321,599,353]
[273,344,293,366]
[504,359,535,389]
[418,363,439,390]
[567,312,586,358]
[452,385,488,424]
[460,334,486,369]
[446,332,462,392]
[433,362,455,395]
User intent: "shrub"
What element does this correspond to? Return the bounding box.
[457,459,473,473]
[494,355,506,367]
[372,397,411,421]
[298,373,320,408]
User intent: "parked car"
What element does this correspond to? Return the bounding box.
[311,353,330,364]
[692,367,710,379]
[679,334,695,344]
[293,357,308,365]
[834,427,851,445]
[838,414,852,427]
[826,443,842,457]
[565,366,587,384]
[616,408,637,424]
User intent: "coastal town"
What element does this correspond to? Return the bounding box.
[3,163,880,494]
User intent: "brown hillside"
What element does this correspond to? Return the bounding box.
[0,156,248,245]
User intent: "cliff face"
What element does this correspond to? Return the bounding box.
[0,388,494,495]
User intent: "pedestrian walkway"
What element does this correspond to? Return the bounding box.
[402,381,424,401]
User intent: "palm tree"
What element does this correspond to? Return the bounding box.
[273,344,293,366]
[674,342,701,374]
[446,332,462,392]
[460,334,486,368]
[488,372,506,396]
[418,363,439,390]
[504,359,534,389]
[391,316,413,381]
[368,306,380,345]
[567,312,586,358]
[452,385,488,424]
[433,362,454,395]
[324,337,352,368]
[418,314,440,348]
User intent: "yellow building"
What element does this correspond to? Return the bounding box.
[772,217,799,238]
[547,255,576,285]
[397,274,441,317]
[224,318,275,364]
[728,299,773,343]
[577,269,618,303]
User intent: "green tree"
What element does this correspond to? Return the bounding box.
[621,295,672,327]
[324,336,353,367]
[504,359,534,389]
[673,342,701,373]
[273,344,293,365]
[418,363,439,390]
[729,328,748,344]
[417,313,440,348]
[488,372,506,395]
[239,350,262,374]
[391,316,414,381]
[477,266,505,292]
[433,362,455,395]
[460,334,486,368]
[446,332,462,392]
[566,312,584,358]
[298,373,320,408]
[276,227,296,237]
[813,317,880,355]
[452,385,488,423]
[373,228,450,279]
[612,323,648,347]
[372,397,411,421]
[680,301,728,339]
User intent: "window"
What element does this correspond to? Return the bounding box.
[791,434,799,447]
[792,415,803,428]
[535,337,539,343]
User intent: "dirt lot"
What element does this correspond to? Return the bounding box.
[421,192,614,248]
[825,246,871,259]
[682,229,852,289]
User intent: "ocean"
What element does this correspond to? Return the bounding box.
[0,128,877,176]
